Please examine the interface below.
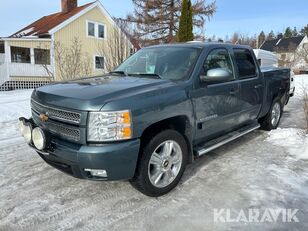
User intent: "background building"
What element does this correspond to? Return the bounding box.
[0,0,137,90]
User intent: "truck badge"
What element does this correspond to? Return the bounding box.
[40,113,49,122]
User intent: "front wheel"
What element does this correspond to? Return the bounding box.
[130,130,188,197]
[259,97,282,131]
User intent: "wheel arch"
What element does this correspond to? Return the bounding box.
[139,115,194,164]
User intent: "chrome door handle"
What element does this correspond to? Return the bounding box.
[229,89,239,95]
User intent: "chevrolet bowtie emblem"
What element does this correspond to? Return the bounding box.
[40,113,49,122]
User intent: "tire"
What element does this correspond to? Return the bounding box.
[130,129,188,197]
[259,97,282,131]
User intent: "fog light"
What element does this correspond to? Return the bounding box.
[19,119,32,144]
[32,127,46,150]
[84,169,107,178]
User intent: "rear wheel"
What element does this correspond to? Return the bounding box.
[260,97,282,131]
[130,130,188,197]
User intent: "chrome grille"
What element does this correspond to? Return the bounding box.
[31,99,81,124]
[32,113,81,142]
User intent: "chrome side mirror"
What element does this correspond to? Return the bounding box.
[200,68,231,84]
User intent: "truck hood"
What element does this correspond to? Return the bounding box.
[32,76,174,111]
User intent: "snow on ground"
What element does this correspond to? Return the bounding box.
[1,81,308,230]
[0,89,32,123]
[267,128,308,160]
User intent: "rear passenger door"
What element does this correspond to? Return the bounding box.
[233,49,263,122]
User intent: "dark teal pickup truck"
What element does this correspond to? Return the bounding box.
[19,43,290,197]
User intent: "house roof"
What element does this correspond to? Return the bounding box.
[10,2,95,38]
[260,36,305,53]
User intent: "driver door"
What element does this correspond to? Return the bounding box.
[193,48,242,142]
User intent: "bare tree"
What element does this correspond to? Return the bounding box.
[125,0,216,46]
[42,37,92,81]
[298,43,308,65]
[96,21,132,72]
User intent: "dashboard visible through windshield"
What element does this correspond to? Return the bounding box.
[114,47,201,81]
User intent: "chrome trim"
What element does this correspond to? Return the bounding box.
[197,124,260,156]
[32,110,81,142]
[31,99,81,124]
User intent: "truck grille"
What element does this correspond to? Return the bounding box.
[31,99,85,143]
[47,122,80,141]
[31,99,81,124]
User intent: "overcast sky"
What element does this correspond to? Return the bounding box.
[0,0,307,38]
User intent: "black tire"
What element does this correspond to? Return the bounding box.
[259,97,282,131]
[130,129,188,197]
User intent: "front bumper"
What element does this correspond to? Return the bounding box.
[24,119,140,181]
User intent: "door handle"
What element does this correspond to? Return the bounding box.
[229,89,239,95]
[254,84,263,89]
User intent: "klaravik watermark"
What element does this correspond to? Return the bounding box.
[214,208,299,223]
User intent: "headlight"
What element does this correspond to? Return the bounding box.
[87,110,132,142]
[32,127,46,150]
[18,118,32,144]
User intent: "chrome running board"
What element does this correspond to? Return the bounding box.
[196,123,260,156]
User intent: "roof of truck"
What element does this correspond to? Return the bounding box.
[146,42,252,50]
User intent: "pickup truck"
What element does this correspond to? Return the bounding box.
[19,43,290,197]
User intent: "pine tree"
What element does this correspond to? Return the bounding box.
[267,30,275,40]
[126,0,216,45]
[284,27,293,38]
[178,0,194,42]
[300,24,308,36]
[292,27,298,36]
[257,31,266,48]
[187,0,193,41]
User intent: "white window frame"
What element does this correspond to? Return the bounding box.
[86,20,107,40]
[94,55,105,70]
[87,21,96,37]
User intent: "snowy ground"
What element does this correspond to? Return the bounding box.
[1,76,308,230]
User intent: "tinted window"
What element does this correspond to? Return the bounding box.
[233,49,257,78]
[203,49,234,79]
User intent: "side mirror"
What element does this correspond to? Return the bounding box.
[200,68,231,84]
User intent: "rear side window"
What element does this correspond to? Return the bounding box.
[233,49,257,79]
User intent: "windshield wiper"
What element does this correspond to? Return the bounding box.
[109,71,127,76]
[127,73,162,79]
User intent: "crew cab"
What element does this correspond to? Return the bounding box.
[19,43,290,197]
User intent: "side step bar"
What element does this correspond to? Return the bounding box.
[196,123,260,156]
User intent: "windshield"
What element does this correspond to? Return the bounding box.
[114,47,201,81]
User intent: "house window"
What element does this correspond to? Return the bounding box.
[34,48,50,65]
[95,56,104,69]
[98,24,105,38]
[0,43,4,54]
[11,46,31,63]
[88,22,95,37]
[87,21,106,39]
